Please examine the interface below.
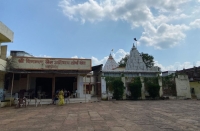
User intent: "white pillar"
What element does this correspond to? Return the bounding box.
[101,77,106,94]
[77,75,84,98]
[140,77,145,99]
[158,77,163,97]
[0,43,1,57]
[10,73,14,106]
[121,77,126,99]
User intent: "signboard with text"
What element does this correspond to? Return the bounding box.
[11,57,91,70]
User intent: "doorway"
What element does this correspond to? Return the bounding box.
[55,77,77,95]
[35,78,52,98]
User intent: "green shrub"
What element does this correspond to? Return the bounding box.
[129,77,142,100]
[112,79,124,100]
[105,77,121,92]
[148,83,160,99]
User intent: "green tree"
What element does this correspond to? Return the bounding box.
[148,83,160,99]
[118,53,154,68]
[129,77,142,100]
[144,77,160,99]
[105,77,121,92]
[118,55,129,67]
[112,79,124,100]
[140,53,154,68]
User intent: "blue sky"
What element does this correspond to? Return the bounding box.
[1,0,200,71]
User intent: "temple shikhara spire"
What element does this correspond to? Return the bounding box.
[125,44,147,71]
[103,53,118,71]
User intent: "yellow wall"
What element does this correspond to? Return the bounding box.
[190,81,200,97]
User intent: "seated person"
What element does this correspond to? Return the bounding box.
[52,94,58,105]
[17,97,26,108]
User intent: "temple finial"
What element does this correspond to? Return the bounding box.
[134,38,137,48]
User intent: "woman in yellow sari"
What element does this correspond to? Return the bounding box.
[58,89,65,105]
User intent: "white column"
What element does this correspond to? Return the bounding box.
[121,77,126,99]
[140,77,145,99]
[0,43,1,57]
[77,75,84,98]
[101,77,106,94]
[158,77,163,97]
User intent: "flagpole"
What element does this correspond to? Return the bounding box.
[111,49,114,55]
[134,38,137,48]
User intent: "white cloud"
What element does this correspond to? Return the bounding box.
[91,56,108,65]
[139,23,189,49]
[155,61,200,71]
[91,49,129,66]
[189,19,200,29]
[71,55,78,58]
[37,55,51,58]
[71,55,85,59]
[113,49,129,62]
[59,0,196,49]
[71,55,108,66]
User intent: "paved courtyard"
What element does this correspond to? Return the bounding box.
[0,100,200,131]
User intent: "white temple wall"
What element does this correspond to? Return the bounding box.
[175,75,191,99]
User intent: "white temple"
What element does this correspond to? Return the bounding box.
[102,44,160,75]
[101,43,161,99]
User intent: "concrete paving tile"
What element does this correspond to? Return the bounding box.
[93,125,110,131]
[139,125,163,131]
[124,124,145,131]
[1,100,200,131]
[91,117,104,121]
[78,118,91,122]
[42,127,60,131]
[106,121,123,127]
[78,120,92,127]
[117,119,134,126]
[5,128,28,131]
[101,115,114,120]
[92,120,106,126]
[60,129,77,131]
[110,127,126,131]
[52,116,66,121]
[160,129,174,131]
[63,120,77,125]
[59,125,78,131]
[136,120,155,125]
[159,123,183,131]
[77,126,94,131]
[79,112,90,117]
